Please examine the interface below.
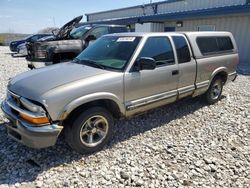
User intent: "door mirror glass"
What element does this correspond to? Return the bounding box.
[136,57,156,71]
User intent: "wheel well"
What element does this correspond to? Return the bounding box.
[63,99,121,125]
[214,71,228,85]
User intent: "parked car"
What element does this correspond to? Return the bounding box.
[1,32,238,154]
[9,34,52,52]
[26,15,128,69]
[17,35,55,56]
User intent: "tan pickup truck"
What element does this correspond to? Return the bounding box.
[1,32,238,154]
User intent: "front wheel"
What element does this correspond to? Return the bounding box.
[204,76,223,104]
[65,107,114,154]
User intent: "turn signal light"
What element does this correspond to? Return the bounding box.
[20,113,49,125]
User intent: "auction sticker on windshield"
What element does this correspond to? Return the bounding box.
[117,37,136,42]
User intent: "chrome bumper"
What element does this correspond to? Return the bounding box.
[1,100,63,149]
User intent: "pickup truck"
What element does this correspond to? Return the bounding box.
[1,32,238,154]
[26,15,128,69]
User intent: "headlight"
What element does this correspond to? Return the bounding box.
[20,97,45,114]
[19,97,49,125]
[35,50,47,59]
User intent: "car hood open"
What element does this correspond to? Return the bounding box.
[55,15,83,39]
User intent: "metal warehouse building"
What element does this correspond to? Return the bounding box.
[85,0,250,74]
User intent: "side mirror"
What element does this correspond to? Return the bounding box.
[135,57,156,71]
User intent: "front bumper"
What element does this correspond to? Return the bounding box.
[1,100,63,149]
[9,45,17,52]
[18,48,28,56]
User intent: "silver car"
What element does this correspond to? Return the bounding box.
[1,32,238,154]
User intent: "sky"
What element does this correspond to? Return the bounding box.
[0,0,163,34]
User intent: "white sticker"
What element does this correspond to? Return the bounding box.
[117,37,136,42]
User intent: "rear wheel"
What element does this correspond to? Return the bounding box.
[204,76,223,104]
[65,107,114,154]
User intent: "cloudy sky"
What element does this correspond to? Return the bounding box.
[0,0,163,34]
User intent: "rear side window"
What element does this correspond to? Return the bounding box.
[197,36,234,56]
[217,37,234,51]
[172,36,191,63]
[109,27,127,33]
[90,27,109,38]
[138,37,175,66]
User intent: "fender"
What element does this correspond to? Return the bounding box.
[59,92,125,120]
[209,66,228,87]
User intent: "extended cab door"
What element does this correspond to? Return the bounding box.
[124,36,179,116]
[171,35,196,98]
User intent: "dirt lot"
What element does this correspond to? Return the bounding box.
[0,46,249,188]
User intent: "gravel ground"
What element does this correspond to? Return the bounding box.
[0,46,249,188]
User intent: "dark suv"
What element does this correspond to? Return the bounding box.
[26,15,128,69]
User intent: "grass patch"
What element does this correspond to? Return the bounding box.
[0,33,30,46]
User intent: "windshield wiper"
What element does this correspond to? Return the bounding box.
[77,59,106,70]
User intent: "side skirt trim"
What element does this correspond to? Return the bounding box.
[126,90,177,111]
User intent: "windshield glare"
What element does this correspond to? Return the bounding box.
[70,26,91,39]
[76,36,141,71]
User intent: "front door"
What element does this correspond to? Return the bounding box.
[124,36,179,116]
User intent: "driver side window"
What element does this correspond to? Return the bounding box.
[89,27,109,39]
[138,37,175,67]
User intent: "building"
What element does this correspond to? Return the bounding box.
[85,0,250,74]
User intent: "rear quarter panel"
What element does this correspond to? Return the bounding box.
[185,32,239,91]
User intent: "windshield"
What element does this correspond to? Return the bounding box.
[70,26,91,39]
[75,36,141,71]
[37,36,54,42]
[24,35,33,40]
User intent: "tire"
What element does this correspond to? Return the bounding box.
[65,107,114,154]
[52,54,61,64]
[204,76,223,104]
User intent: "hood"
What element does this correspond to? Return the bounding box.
[55,15,83,39]
[11,40,25,45]
[8,62,108,100]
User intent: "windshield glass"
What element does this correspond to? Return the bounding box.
[24,35,33,40]
[70,26,91,39]
[75,36,141,71]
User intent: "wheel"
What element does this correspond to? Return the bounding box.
[204,76,223,104]
[52,54,61,64]
[65,107,114,154]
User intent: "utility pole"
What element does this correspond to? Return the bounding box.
[53,17,56,27]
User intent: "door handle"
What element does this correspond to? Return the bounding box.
[172,70,179,75]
